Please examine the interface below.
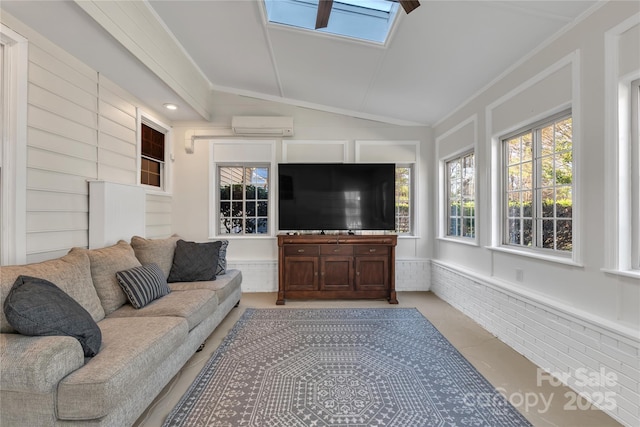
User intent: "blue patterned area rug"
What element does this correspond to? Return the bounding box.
[163,308,532,427]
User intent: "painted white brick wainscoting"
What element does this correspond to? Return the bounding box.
[229,259,431,293]
[430,261,640,427]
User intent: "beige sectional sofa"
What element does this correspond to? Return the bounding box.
[0,236,242,426]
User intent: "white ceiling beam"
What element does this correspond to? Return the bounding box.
[74,0,212,121]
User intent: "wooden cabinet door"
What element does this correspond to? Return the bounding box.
[320,256,353,291]
[284,256,319,291]
[354,255,388,290]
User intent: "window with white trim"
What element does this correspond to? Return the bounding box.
[138,112,171,192]
[218,164,270,235]
[395,165,413,234]
[446,151,475,238]
[502,111,573,253]
[632,79,640,270]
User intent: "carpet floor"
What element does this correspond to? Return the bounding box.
[163,308,532,426]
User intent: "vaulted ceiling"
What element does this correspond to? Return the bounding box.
[2,0,600,125]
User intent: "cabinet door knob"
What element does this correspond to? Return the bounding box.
[369,248,376,253]
[297,249,305,253]
[356,271,360,275]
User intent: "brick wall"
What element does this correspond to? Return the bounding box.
[430,260,640,427]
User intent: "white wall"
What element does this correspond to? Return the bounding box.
[0,11,174,263]
[171,92,432,292]
[432,3,639,426]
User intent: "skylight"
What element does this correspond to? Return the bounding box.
[264,0,400,44]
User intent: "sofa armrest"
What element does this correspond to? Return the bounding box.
[0,333,85,393]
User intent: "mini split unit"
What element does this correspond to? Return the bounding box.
[231,116,294,136]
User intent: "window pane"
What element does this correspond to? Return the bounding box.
[541,125,555,157]
[246,218,256,234]
[257,218,268,234]
[542,219,555,249]
[508,219,521,244]
[522,134,533,162]
[557,220,573,251]
[246,185,256,199]
[555,118,572,152]
[256,201,267,217]
[246,201,256,216]
[507,138,521,165]
[541,155,554,188]
[232,184,243,200]
[523,219,533,246]
[541,188,554,217]
[508,165,521,191]
[508,192,521,217]
[232,202,243,217]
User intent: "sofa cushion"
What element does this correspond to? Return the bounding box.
[0,250,104,333]
[116,264,170,309]
[130,235,180,279]
[3,276,102,357]
[169,269,242,305]
[215,240,229,275]
[167,240,221,283]
[107,289,218,331]
[72,241,142,316]
[57,316,188,420]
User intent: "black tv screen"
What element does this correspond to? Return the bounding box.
[278,163,395,231]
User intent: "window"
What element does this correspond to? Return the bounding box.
[446,152,475,238]
[395,165,412,234]
[264,0,399,44]
[218,165,270,235]
[140,123,165,188]
[503,112,573,253]
[632,79,640,270]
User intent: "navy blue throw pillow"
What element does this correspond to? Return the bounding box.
[3,275,102,357]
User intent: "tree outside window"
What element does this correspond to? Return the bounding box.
[219,165,269,235]
[504,114,572,252]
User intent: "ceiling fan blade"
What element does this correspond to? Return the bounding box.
[398,0,420,14]
[315,0,334,29]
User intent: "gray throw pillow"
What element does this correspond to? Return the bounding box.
[215,240,229,275]
[167,240,221,282]
[3,275,102,357]
[116,263,170,309]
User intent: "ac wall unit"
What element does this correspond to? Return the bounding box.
[231,116,294,136]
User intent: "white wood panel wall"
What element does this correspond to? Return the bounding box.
[3,13,174,263]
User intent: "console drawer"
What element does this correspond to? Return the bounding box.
[354,245,389,256]
[320,245,354,256]
[284,245,320,256]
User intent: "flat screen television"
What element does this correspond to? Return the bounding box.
[278,163,395,231]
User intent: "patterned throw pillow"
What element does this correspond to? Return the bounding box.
[116,264,170,309]
[167,240,221,283]
[215,240,229,275]
[3,275,102,357]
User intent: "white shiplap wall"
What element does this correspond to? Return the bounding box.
[3,13,173,263]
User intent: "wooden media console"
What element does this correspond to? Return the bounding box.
[277,234,398,305]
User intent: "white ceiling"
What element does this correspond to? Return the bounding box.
[2,0,601,125]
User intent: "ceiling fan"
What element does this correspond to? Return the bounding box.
[315,0,420,29]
